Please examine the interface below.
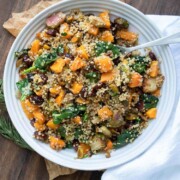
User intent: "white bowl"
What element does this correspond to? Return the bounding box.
[3,0,177,170]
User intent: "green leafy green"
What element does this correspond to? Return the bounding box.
[95,42,120,58]
[82,113,88,122]
[0,79,4,103]
[23,45,64,74]
[131,56,148,74]
[142,94,159,110]
[53,105,87,124]
[58,126,66,138]
[61,32,67,36]
[114,128,140,148]
[16,78,32,100]
[74,128,83,139]
[85,72,100,83]
[15,48,29,58]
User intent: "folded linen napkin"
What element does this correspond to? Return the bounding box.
[102,15,180,180]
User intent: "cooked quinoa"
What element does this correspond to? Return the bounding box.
[15,10,164,158]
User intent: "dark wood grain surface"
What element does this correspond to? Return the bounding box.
[0,0,179,180]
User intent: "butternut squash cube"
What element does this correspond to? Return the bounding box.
[149,61,159,77]
[100,31,114,42]
[50,58,65,73]
[70,56,86,71]
[33,110,45,124]
[116,30,138,41]
[128,72,143,88]
[49,136,65,150]
[30,39,41,55]
[77,45,89,60]
[146,108,157,119]
[98,106,113,120]
[94,55,113,73]
[47,119,60,130]
[70,82,83,94]
[55,89,65,106]
[88,26,99,36]
[99,11,111,29]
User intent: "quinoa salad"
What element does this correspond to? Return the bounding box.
[15,10,164,158]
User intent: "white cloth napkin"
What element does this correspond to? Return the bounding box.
[102,15,180,180]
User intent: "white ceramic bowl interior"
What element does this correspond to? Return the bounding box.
[4,0,176,170]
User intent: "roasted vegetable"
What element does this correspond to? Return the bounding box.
[128,72,143,88]
[16,78,32,100]
[114,17,129,29]
[90,135,106,152]
[49,136,65,150]
[143,78,158,93]
[145,108,157,119]
[98,106,113,120]
[46,12,66,28]
[77,143,91,159]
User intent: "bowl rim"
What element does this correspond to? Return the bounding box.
[3,0,177,170]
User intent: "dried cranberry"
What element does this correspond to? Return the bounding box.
[80,87,88,98]
[30,118,36,127]
[72,140,79,151]
[34,131,47,141]
[46,29,58,37]
[65,53,74,60]
[113,57,120,66]
[136,100,144,111]
[149,51,157,60]
[85,13,95,16]
[27,73,34,82]
[23,55,33,67]
[30,95,44,105]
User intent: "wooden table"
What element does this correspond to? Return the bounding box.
[0,0,179,179]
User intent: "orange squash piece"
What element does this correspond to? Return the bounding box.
[49,136,66,150]
[60,23,72,39]
[146,108,157,119]
[33,110,45,124]
[21,100,34,119]
[34,122,46,131]
[128,72,143,88]
[70,56,86,71]
[77,143,91,159]
[98,106,113,120]
[100,31,114,42]
[70,82,83,94]
[77,45,89,60]
[55,89,65,106]
[22,99,39,113]
[76,97,89,104]
[30,39,41,55]
[116,30,138,41]
[50,86,61,96]
[50,58,65,73]
[47,119,60,130]
[152,89,161,97]
[94,55,113,73]
[105,140,113,151]
[149,61,159,77]
[88,26,99,36]
[100,69,116,82]
[99,11,111,29]
[73,116,82,125]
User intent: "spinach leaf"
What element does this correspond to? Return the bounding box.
[58,126,66,138]
[114,128,140,148]
[53,105,87,124]
[74,128,83,139]
[142,94,159,110]
[131,56,148,74]
[85,72,100,83]
[95,42,120,58]
[16,78,32,100]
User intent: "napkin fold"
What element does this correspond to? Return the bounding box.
[102,16,180,180]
